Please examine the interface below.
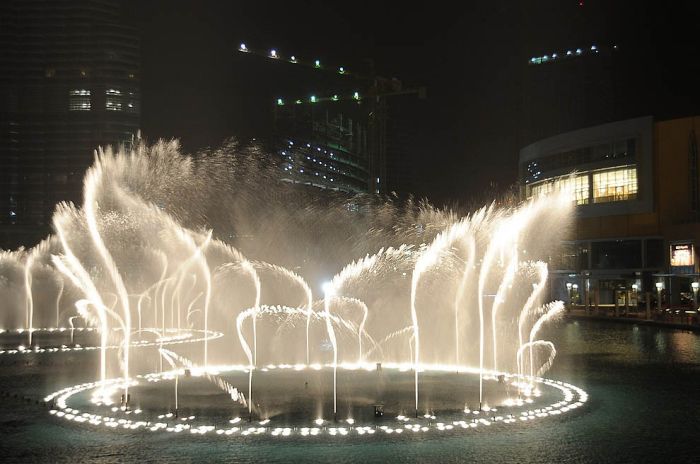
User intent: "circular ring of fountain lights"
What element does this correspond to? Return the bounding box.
[0,328,224,355]
[44,363,588,438]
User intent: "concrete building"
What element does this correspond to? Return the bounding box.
[519,115,700,309]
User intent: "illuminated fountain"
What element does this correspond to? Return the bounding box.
[0,139,587,439]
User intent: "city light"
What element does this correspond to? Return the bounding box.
[270,49,278,58]
[529,44,609,65]
[239,43,247,52]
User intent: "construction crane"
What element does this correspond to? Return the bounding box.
[236,42,426,194]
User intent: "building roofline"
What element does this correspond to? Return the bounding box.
[519,116,653,164]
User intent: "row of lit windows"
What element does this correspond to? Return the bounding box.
[68,89,137,112]
[528,166,638,205]
[278,141,368,192]
[531,174,590,205]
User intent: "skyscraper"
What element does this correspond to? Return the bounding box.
[0,0,140,248]
[519,1,700,147]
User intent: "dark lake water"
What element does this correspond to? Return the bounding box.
[0,319,698,463]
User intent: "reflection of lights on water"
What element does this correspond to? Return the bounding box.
[0,328,223,357]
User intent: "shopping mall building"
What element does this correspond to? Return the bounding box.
[519,115,700,309]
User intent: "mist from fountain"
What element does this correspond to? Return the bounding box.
[0,139,575,421]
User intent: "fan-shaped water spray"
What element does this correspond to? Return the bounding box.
[0,140,580,431]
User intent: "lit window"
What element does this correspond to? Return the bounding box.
[106,98,122,111]
[69,89,91,110]
[592,167,637,203]
[529,174,589,205]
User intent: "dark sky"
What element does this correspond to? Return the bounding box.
[129,0,700,205]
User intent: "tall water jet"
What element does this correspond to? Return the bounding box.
[52,203,110,396]
[490,243,518,372]
[353,298,369,363]
[83,153,133,404]
[412,219,470,414]
[23,252,34,346]
[528,301,565,378]
[322,281,338,421]
[175,229,213,367]
[453,233,476,368]
[253,261,313,364]
[452,207,491,369]
[55,277,64,327]
[476,211,510,409]
[517,261,549,381]
[235,303,255,419]
[240,260,260,366]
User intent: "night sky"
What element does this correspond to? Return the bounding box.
[129,0,700,205]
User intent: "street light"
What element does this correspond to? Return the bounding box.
[566,282,573,308]
[692,281,699,309]
[655,281,664,313]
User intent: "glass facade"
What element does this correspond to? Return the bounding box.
[551,243,589,270]
[591,240,643,269]
[528,165,638,206]
[592,166,637,203]
[530,173,589,205]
